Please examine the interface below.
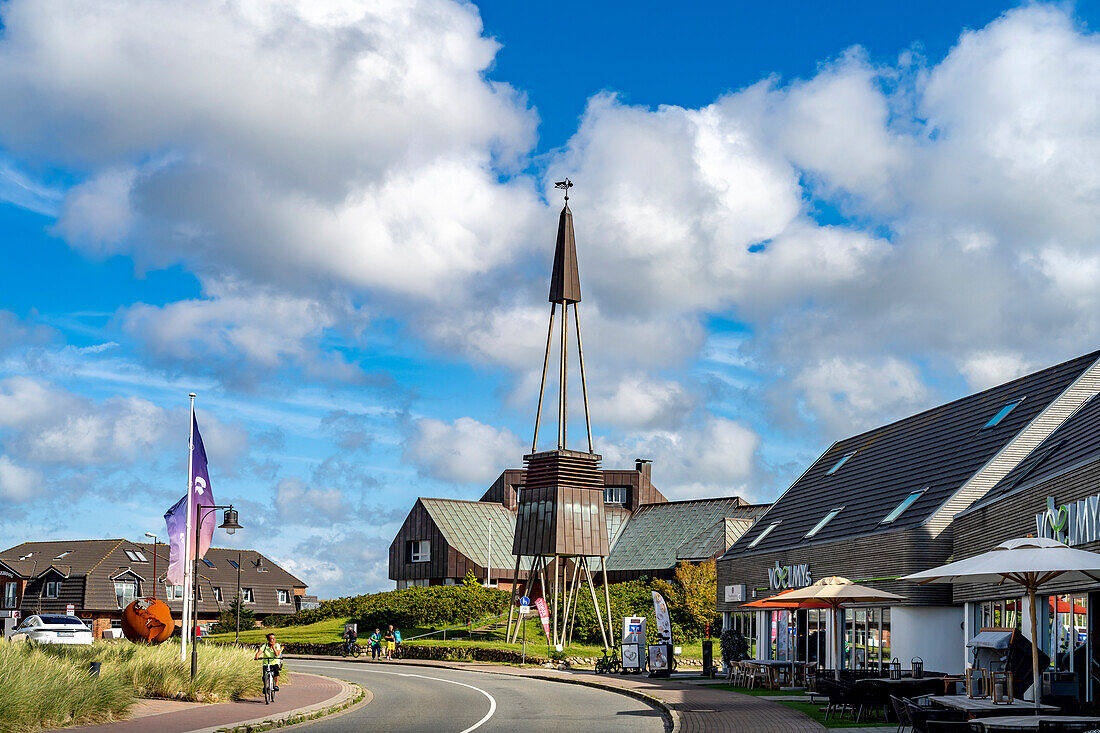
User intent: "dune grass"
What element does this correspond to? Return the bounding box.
[0,640,265,733]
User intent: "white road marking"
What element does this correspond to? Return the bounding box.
[294,662,497,733]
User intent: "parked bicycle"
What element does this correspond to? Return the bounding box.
[595,648,622,674]
[343,641,362,658]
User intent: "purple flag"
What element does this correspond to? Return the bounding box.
[164,414,216,585]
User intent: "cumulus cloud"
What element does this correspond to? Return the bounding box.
[405,417,525,485]
[274,477,347,525]
[0,456,41,501]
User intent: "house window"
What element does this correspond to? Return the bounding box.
[407,540,430,563]
[3,582,16,609]
[805,507,843,538]
[228,559,239,569]
[124,549,148,562]
[202,559,215,568]
[748,522,779,548]
[825,451,856,475]
[277,589,289,604]
[44,580,61,598]
[18,553,34,561]
[604,486,628,505]
[114,580,137,608]
[242,588,255,603]
[213,587,223,602]
[165,584,185,598]
[54,550,72,559]
[881,489,927,524]
[984,398,1024,429]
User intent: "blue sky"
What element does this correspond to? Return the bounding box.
[3,0,1100,596]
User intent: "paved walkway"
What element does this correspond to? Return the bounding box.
[289,655,861,732]
[57,672,355,733]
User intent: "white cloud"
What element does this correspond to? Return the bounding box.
[0,456,40,501]
[590,374,695,430]
[405,417,524,485]
[274,477,347,525]
[959,351,1037,391]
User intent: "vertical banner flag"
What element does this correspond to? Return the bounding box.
[652,591,672,643]
[164,414,216,585]
[534,596,552,644]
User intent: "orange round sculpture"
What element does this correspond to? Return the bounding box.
[121,597,175,643]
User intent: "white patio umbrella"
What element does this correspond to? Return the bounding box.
[901,536,1100,708]
[773,576,906,680]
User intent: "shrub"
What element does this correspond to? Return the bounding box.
[719,628,749,667]
[211,596,256,635]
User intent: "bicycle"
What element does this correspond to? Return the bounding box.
[595,648,622,675]
[262,664,277,705]
[343,641,362,657]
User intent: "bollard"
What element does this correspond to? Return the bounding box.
[89,661,101,677]
[703,639,714,677]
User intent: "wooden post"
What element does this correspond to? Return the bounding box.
[562,558,581,648]
[565,558,582,647]
[551,556,561,647]
[582,557,610,650]
[532,304,556,453]
[559,300,568,449]
[539,557,552,646]
[573,303,594,454]
[601,556,614,644]
[505,554,522,642]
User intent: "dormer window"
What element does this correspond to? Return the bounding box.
[748,522,780,548]
[983,398,1024,429]
[604,487,627,505]
[825,451,856,476]
[805,508,843,538]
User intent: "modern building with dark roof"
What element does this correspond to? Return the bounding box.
[952,391,1100,702]
[0,539,307,638]
[717,349,1100,676]
[389,460,768,589]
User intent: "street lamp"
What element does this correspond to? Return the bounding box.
[144,532,159,601]
[190,504,243,680]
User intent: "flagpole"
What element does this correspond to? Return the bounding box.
[181,392,196,663]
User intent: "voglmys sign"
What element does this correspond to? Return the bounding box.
[768,561,811,590]
[1036,495,1100,546]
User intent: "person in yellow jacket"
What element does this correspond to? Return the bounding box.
[254,633,283,691]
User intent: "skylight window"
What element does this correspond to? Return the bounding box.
[202,559,215,568]
[805,508,843,538]
[825,451,856,476]
[228,560,240,569]
[18,553,34,561]
[748,522,780,547]
[124,550,148,562]
[881,489,927,524]
[54,551,72,559]
[983,398,1024,429]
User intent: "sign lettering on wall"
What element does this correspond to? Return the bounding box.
[768,561,812,590]
[1035,495,1100,546]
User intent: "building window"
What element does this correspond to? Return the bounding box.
[407,540,430,563]
[881,489,926,524]
[825,451,856,476]
[974,598,1023,632]
[54,550,72,559]
[213,587,223,602]
[444,578,457,586]
[748,522,779,548]
[3,582,16,609]
[18,553,34,561]
[114,580,137,608]
[805,507,843,538]
[242,588,254,603]
[124,549,148,562]
[202,558,215,568]
[165,584,185,599]
[44,580,61,598]
[843,607,891,673]
[983,398,1024,429]
[228,559,239,569]
[729,611,758,659]
[604,486,627,505]
[277,589,289,604]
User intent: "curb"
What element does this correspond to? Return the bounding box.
[207,674,368,733]
[285,654,678,732]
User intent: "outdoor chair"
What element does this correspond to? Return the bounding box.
[1038,722,1100,733]
[904,698,967,733]
[823,678,857,721]
[890,694,912,733]
[853,679,892,723]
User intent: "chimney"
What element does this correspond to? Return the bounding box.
[634,458,651,480]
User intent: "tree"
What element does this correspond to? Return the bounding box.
[211,594,256,635]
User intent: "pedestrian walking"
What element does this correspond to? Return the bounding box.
[384,625,396,660]
[369,627,383,659]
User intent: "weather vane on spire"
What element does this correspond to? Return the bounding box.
[554,178,573,202]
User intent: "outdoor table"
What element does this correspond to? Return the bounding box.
[747,660,809,688]
[969,715,1100,730]
[930,695,1060,714]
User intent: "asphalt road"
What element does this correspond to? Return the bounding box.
[291,659,667,733]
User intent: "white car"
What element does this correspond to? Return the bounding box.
[10,614,94,645]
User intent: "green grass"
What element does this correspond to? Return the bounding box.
[776,700,889,728]
[700,684,793,696]
[206,617,349,644]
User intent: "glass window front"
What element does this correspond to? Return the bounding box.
[3,582,17,608]
[843,607,892,672]
[1046,594,1087,679]
[730,611,758,658]
[242,588,254,603]
[114,580,136,608]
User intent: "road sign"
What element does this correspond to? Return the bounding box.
[66,604,75,615]
[519,604,530,615]
[520,596,530,605]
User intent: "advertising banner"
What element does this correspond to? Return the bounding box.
[534,597,551,643]
[652,591,672,643]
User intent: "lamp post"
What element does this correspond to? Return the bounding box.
[144,532,159,601]
[190,505,242,680]
[235,550,242,644]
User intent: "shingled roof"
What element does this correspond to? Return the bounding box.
[970,392,1100,510]
[725,350,1100,557]
[605,498,765,572]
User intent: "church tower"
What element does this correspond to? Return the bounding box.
[506,181,615,650]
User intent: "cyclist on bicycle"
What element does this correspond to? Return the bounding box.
[342,625,358,655]
[254,633,283,691]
